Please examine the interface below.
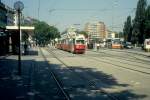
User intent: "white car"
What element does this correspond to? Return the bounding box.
[144,39,150,52]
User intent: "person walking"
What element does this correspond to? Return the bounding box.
[97,43,100,51]
[24,43,27,55]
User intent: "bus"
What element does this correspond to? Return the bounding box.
[107,38,123,49]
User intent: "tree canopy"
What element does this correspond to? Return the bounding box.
[144,5,150,38]
[123,16,132,42]
[78,31,88,38]
[32,20,60,45]
[123,0,150,44]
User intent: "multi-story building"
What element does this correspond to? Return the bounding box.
[85,21,106,43]
[107,30,115,39]
[0,1,7,30]
[0,2,15,28]
[5,5,15,26]
[0,1,8,55]
[0,1,16,55]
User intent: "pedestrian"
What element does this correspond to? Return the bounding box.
[97,43,100,51]
[24,44,27,55]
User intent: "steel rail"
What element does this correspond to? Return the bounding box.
[90,57,150,75]
[90,50,150,65]
[99,57,150,70]
[48,47,150,75]
[77,51,150,75]
[39,48,71,100]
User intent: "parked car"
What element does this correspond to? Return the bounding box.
[126,42,133,49]
[122,42,133,49]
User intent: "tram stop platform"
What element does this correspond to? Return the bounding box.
[0,47,64,100]
[0,47,37,100]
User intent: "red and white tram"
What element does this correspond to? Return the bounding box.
[56,28,86,54]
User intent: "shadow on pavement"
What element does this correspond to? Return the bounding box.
[0,57,147,100]
[49,63,147,100]
[23,49,38,56]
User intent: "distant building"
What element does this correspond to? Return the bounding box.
[0,2,15,27]
[5,5,15,26]
[85,21,106,43]
[23,16,34,26]
[106,30,118,39]
[0,2,7,29]
[0,2,8,55]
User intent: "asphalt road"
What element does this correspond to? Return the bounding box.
[42,46,150,100]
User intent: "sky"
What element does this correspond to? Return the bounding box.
[2,0,150,32]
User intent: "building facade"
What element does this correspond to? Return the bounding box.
[85,21,106,43]
[0,2,15,28]
[0,2,7,29]
[106,29,122,40]
[6,5,15,26]
[0,1,15,55]
[0,2,8,55]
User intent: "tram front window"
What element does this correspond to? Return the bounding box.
[76,40,85,44]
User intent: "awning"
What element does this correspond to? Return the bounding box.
[6,26,35,30]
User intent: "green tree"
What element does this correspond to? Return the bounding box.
[132,19,138,44]
[123,16,132,42]
[22,31,29,43]
[132,0,147,44]
[78,31,88,38]
[123,21,127,41]
[144,5,150,38]
[33,20,60,45]
[118,32,124,38]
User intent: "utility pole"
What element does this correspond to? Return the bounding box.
[38,0,40,19]
[112,0,118,32]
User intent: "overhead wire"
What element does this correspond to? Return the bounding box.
[49,8,136,12]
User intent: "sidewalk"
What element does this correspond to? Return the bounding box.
[0,55,30,100]
[0,47,39,100]
[0,47,65,100]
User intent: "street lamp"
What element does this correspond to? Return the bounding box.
[14,1,24,75]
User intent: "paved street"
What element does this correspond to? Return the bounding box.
[0,46,150,100]
[45,46,150,100]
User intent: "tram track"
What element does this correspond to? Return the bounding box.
[99,57,150,70]
[89,50,150,66]
[90,57,150,75]
[39,47,71,100]
[78,51,150,76]
[49,47,150,75]
[45,47,120,100]
[91,50,150,64]
[103,48,150,58]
